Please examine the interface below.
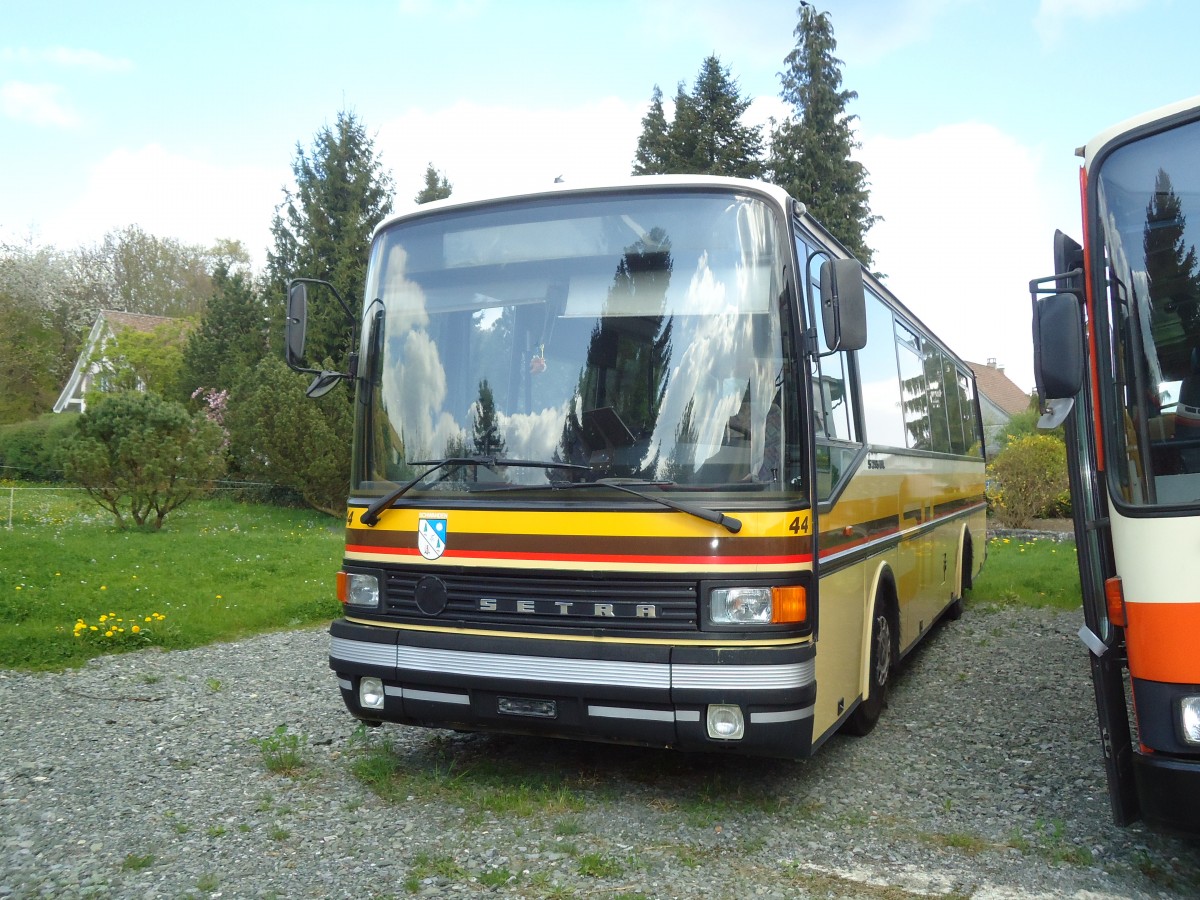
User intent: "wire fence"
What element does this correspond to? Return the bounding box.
[1,471,302,530]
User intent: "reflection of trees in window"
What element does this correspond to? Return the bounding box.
[558,231,674,474]
[1144,168,1200,375]
[897,323,974,453]
[471,378,507,456]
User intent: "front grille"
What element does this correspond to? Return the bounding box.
[383,568,698,631]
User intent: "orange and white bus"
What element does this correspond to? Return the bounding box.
[287,175,986,758]
[1032,97,1200,834]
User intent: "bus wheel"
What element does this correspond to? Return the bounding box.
[842,594,892,736]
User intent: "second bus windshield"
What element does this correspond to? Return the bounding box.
[356,189,802,498]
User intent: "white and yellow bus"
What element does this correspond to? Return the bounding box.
[1033,98,1200,834]
[287,175,987,758]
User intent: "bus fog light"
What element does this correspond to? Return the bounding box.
[1182,696,1200,745]
[710,587,772,624]
[706,704,745,740]
[359,677,385,710]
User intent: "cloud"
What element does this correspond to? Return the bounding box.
[0,46,133,72]
[48,145,285,265]
[833,0,973,65]
[857,121,1070,391]
[376,98,647,208]
[1,81,80,127]
[1033,0,1147,43]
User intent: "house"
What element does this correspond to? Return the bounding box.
[968,358,1032,456]
[53,310,180,414]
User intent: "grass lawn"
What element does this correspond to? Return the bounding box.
[0,486,343,671]
[1,483,1083,671]
[971,532,1082,610]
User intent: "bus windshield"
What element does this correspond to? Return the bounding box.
[1096,119,1200,507]
[354,189,802,500]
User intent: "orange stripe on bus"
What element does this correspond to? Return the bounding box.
[1124,601,1200,683]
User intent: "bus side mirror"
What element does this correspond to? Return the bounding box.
[819,258,867,352]
[285,281,308,371]
[1032,292,1084,427]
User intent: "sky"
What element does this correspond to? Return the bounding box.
[3,0,1199,392]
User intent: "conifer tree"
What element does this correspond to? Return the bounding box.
[632,56,763,178]
[267,110,394,370]
[415,163,453,204]
[768,5,877,266]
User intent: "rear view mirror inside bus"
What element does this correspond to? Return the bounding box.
[819,258,867,352]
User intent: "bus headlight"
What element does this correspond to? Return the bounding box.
[709,585,806,625]
[338,570,381,608]
[1182,696,1200,745]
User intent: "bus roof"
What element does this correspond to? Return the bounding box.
[1082,95,1200,168]
[372,174,800,238]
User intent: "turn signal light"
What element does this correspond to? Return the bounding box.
[1104,576,1126,627]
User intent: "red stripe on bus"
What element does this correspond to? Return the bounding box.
[1124,601,1200,683]
[345,544,813,567]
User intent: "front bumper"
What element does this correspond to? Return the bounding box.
[329,618,817,758]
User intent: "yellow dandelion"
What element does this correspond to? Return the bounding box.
[145,616,152,623]
[131,625,140,633]
[104,630,114,638]
[99,615,108,622]
[89,625,98,631]
[100,586,107,591]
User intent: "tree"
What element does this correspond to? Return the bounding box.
[415,163,452,204]
[267,110,395,370]
[632,56,764,178]
[178,263,268,405]
[60,391,226,530]
[261,111,394,515]
[225,357,353,516]
[0,241,96,424]
[88,317,192,404]
[768,5,877,267]
[72,225,224,317]
[632,86,673,176]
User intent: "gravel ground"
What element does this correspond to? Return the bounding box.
[3,601,1199,898]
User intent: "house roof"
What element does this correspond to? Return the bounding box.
[52,310,185,414]
[967,360,1030,417]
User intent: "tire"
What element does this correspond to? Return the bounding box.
[842,592,893,736]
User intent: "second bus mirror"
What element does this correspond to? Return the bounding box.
[285,281,308,371]
[819,258,867,352]
[1032,292,1084,402]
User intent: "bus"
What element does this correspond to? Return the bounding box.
[1031,97,1200,834]
[286,175,987,759]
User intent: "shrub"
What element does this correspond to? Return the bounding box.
[986,433,1068,528]
[0,413,80,481]
[59,392,227,529]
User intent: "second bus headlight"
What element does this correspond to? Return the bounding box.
[1182,696,1200,746]
[338,570,381,608]
[709,586,806,625]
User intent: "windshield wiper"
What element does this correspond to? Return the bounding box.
[359,456,591,526]
[552,477,742,534]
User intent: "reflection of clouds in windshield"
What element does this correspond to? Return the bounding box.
[500,404,571,480]
[381,244,458,458]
